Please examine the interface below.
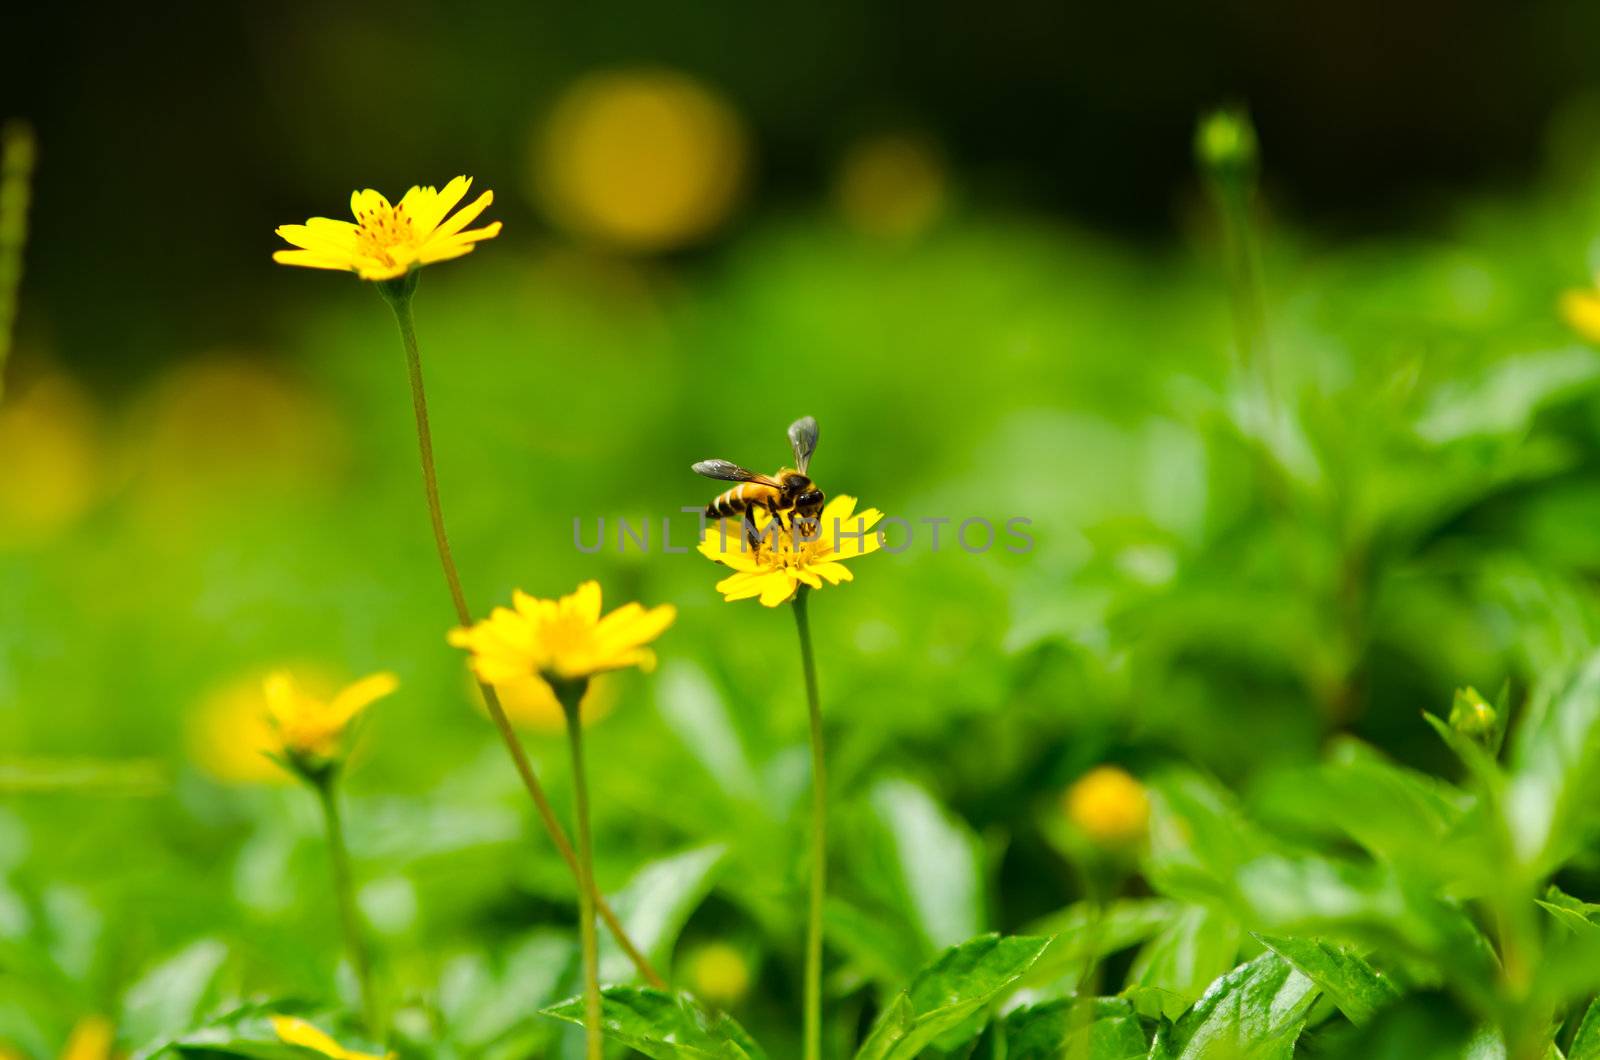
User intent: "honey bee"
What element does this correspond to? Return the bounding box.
[693,416,825,544]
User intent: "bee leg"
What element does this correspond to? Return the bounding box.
[742,512,761,552]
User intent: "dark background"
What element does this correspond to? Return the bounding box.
[5,0,1599,381]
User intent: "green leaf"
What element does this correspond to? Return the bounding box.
[599,843,727,983]
[999,998,1148,1060]
[1023,898,1177,987]
[1252,934,1400,1025]
[1537,884,1600,937]
[542,987,766,1059]
[1127,905,1241,1020]
[120,939,229,1049]
[1148,953,1318,1060]
[854,934,1051,1060]
[866,777,986,952]
[1504,651,1600,873]
[1571,996,1600,1060]
[129,1001,338,1060]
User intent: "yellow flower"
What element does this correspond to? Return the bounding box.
[1064,766,1150,846]
[273,176,502,281]
[685,942,752,1007]
[271,1016,392,1060]
[263,671,398,766]
[60,1016,114,1060]
[1562,287,1600,343]
[698,495,883,607]
[448,581,676,693]
[488,672,618,733]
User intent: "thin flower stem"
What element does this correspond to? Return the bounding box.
[0,120,37,402]
[791,588,825,1060]
[380,284,665,989]
[314,775,381,1040]
[561,686,604,1060]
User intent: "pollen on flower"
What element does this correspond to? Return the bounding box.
[697,495,883,607]
[273,176,502,281]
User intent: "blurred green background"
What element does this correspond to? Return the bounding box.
[13,1,1600,1056]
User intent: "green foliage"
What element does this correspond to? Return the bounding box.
[543,988,767,1059]
[852,935,1050,1060]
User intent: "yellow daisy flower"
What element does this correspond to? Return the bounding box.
[272,176,502,281]
[271,1016,392,1060]
[263,670,398,766]
[697,495,883,607]
[448,581,676,692]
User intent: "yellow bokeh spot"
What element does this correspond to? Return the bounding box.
[60,1016,114,1060]
[535,69,747,252]
[483,672,617,734]
[189,666,337,784]
[1561,288,1600,344]
[836,134,947,241]
[1064,765,1149,847]
[685,942,752,1006]
[128,355,343,516]
[0,373,103,545]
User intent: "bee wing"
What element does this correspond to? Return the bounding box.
[692,459,781,486]
[787,416,819,473]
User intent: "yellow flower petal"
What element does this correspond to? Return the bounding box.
[271,1015,392,1060]
[272,249,351,271]
[758,573,799,607]
[276,178,499,282]
[451,583,674,687]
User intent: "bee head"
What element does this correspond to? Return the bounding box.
[794,487,825,517]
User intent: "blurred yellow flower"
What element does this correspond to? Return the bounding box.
[264,671,398,766]
[0,373,103,544]
[60,1016,114,1060]
[535,69,746,252]
[1561,287,1600,343]
[271,1016,391,1060]
[128,355,344,523]
[273,176,501,281]
[836,134,947,241]
[449,581,675,693]
[189,670,311,784]
[698,496,882,607]
[685,942,752,1007]
[490,672,617,733]
[1064,766,1149,846]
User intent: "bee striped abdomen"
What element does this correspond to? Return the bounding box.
[708,482,780,519]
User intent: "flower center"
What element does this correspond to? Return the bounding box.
[353,202,416,263]
[756,518,833,570]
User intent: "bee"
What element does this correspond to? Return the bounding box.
[693,416,825,544]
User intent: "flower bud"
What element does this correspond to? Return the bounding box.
[1064,765,1150,847]
[1448,686,1503,752]
[685,942,752,1007]
[1195,107,1258,184]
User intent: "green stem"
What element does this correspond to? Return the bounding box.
[378,279,666,989]
[0,120,37,402]
[314,775,380,1040]
[792,588,826,1060]
[560,683,604,1060]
